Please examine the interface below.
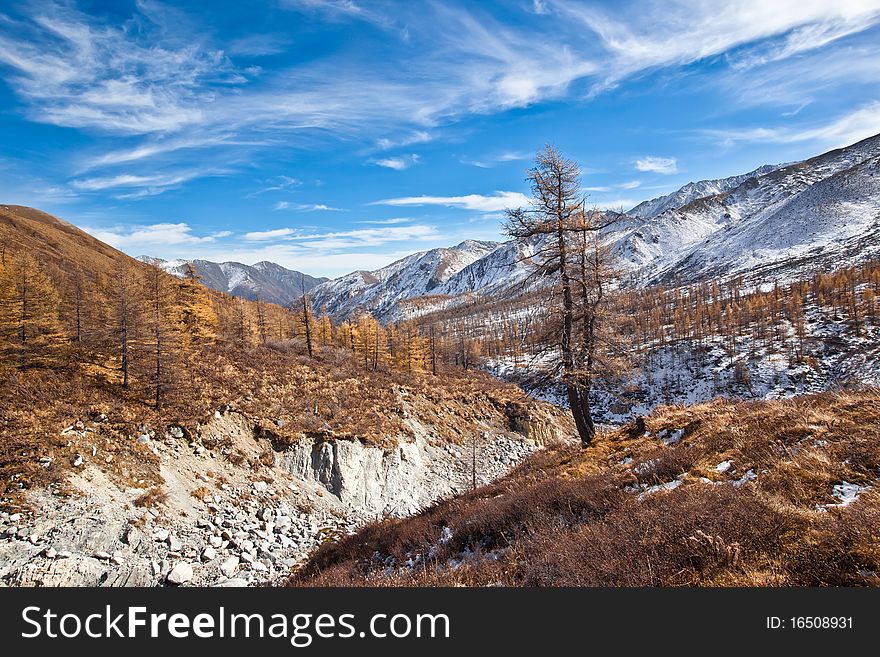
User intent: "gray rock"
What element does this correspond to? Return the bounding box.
[214,577,248,587]
[166,562,193,585]
[219,556,239,578]
[201,546,217,562]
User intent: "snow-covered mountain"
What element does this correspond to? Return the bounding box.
[311,133,880,321]
[627,164,781,218]
[139,257,327,307]
[142,133,880,322]
[615,132,880,285]
[310,240,500,321]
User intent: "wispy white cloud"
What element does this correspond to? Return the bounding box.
[227,33,290,57]
[0,6,228,135]
[704,101,880,149]
[496,151,530,162]
[375,131,431,150]
[531,0,550,16]
[243,227,295,241]
[71,168,224,198]
[461,150,530,168]
[242,223,439,249]
[78,134,245,171]
[295,224,439,249]
[248,176,302,197]
[635,156,678,174]
[469,212,506,222]
[356,217,413,225]
[372,154,420,170]
[273,201,344,211]
[84,222,221,248]
[279,0,381,23]
[372,191,530,212]
[553,0,880,89]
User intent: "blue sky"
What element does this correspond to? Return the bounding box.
[1,0,879,277]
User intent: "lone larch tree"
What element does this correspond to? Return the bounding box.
[505,145,616,445]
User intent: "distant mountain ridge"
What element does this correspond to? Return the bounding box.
[309,240,501,321]
[139,257,327,307]
[139,132,880,322]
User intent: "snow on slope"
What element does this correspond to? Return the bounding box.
[310,240,501,321]
[487,299,880,423]
[648,136,880,284]
[627,164,780,218]
[607,133,880,285]
[313,133,880,322]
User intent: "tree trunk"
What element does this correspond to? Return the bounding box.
[300,274,313,358]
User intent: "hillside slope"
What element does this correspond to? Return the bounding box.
[616,132,880,284]
[627,163,780,219]
[289,390,880,587]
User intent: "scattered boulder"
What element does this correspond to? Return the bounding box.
[166,562,193,585]
[167,534,182,553]
[219,556,239,578]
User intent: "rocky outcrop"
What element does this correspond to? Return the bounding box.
[281,430,536,516]
[205,405,573,517]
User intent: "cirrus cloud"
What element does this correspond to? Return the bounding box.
[635,156,678,174]
[371,190,530,212]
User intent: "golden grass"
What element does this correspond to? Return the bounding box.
[288,389,880,587]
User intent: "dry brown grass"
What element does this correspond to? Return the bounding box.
[190,486,211,501]
[133,485,168,508]
[288,389,880,587]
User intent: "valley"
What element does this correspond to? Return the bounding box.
[1,132,879,588]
